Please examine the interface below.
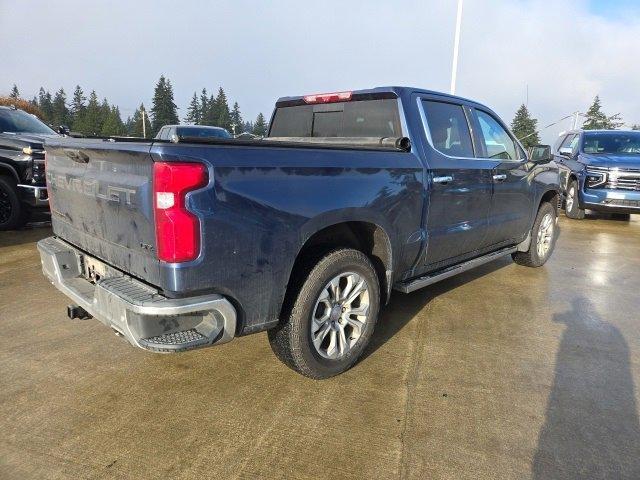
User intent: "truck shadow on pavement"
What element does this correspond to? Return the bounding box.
[533,297,640,479]
[0,223,52,249]
[362,256,512,361]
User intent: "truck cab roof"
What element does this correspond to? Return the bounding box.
[276,86,488,109]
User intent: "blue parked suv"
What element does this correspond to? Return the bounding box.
[555,129,640,220]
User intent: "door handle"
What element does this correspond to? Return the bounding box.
[493,174,507,182]
[432,175,453,184]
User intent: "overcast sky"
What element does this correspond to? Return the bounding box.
[1,0,638,143]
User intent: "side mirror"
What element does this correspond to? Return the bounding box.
[558,146,573,158]
[528,145,552,163]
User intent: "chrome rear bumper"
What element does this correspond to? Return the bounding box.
[18,184,49,207]
[37,236,236,353]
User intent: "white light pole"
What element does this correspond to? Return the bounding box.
[141,106,147,138]
[450,0,464,95]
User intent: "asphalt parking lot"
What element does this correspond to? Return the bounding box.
[1,214,639,480]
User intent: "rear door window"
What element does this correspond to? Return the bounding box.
[421,100,474,158]
[475,110,519,160]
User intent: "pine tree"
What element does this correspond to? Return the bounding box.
[214,87,231,130]
[150,75,179,135]
[243,120,253,134]
[201,92,218,126]
[252,113,267,136]
[38,88,53,123]
[632,124,640,131]
[80,91,103,135]
[199,88,209,124]
[184,92,201,124]
[583,96,624,130]
[9,84,19,99]
[101,106,125,136]
[51,88,69,128]
[100,98,111,129]
[70,85,86,129]
[510,104,540,148]
[124,116,135,135]
[230,102,243,134]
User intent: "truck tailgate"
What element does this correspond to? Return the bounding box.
[46,139,161,283]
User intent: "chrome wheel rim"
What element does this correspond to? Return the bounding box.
[311,272,370,360]
[537,213,555,258]
[566,187,575,212]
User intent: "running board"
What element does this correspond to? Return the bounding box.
[394,247,517,294]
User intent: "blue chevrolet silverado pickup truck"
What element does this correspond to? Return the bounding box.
[38,87,560,378]
[554,129,640,220]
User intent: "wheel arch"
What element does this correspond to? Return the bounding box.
[539,188,560,214]
[0,163,20,182]
[280,217,394,323]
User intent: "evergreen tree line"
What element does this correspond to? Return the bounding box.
[13,85,127,137]
[9,81,636,141]
[8,76,268,138]
[511,95,634,149]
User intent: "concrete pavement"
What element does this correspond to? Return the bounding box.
[1,214,639,479]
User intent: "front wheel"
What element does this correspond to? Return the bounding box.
[0,176,27,231]
[268,248,380,379]
[512,202,558,267]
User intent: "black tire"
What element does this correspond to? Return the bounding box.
[268,248,380,379]
[0,176,27,231]
[512,202,558,267]
[565,179,585,219]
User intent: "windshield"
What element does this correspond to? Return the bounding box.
[0,109,56,134]
[177,126,231,139]
[583,132,640,155]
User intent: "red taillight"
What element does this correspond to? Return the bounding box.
[303,91,352,104]
[153,162,208,263]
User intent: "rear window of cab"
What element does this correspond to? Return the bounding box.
[268,99,403,138]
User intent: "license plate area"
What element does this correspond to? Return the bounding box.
[82,255,109,283]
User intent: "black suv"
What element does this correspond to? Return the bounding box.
[0,106,57,229]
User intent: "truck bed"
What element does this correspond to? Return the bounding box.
[44,135,424,332]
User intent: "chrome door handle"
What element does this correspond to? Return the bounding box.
[493,174,507,182]
[432,175,453,184]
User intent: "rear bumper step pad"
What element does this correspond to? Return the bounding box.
[37,236,237,353]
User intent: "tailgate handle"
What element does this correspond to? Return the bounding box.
[64,149,90,163]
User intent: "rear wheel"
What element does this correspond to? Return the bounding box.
[512,202,558,267]
[268,248,380,379]
[565,180,585,219]
[0,176,26,231]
